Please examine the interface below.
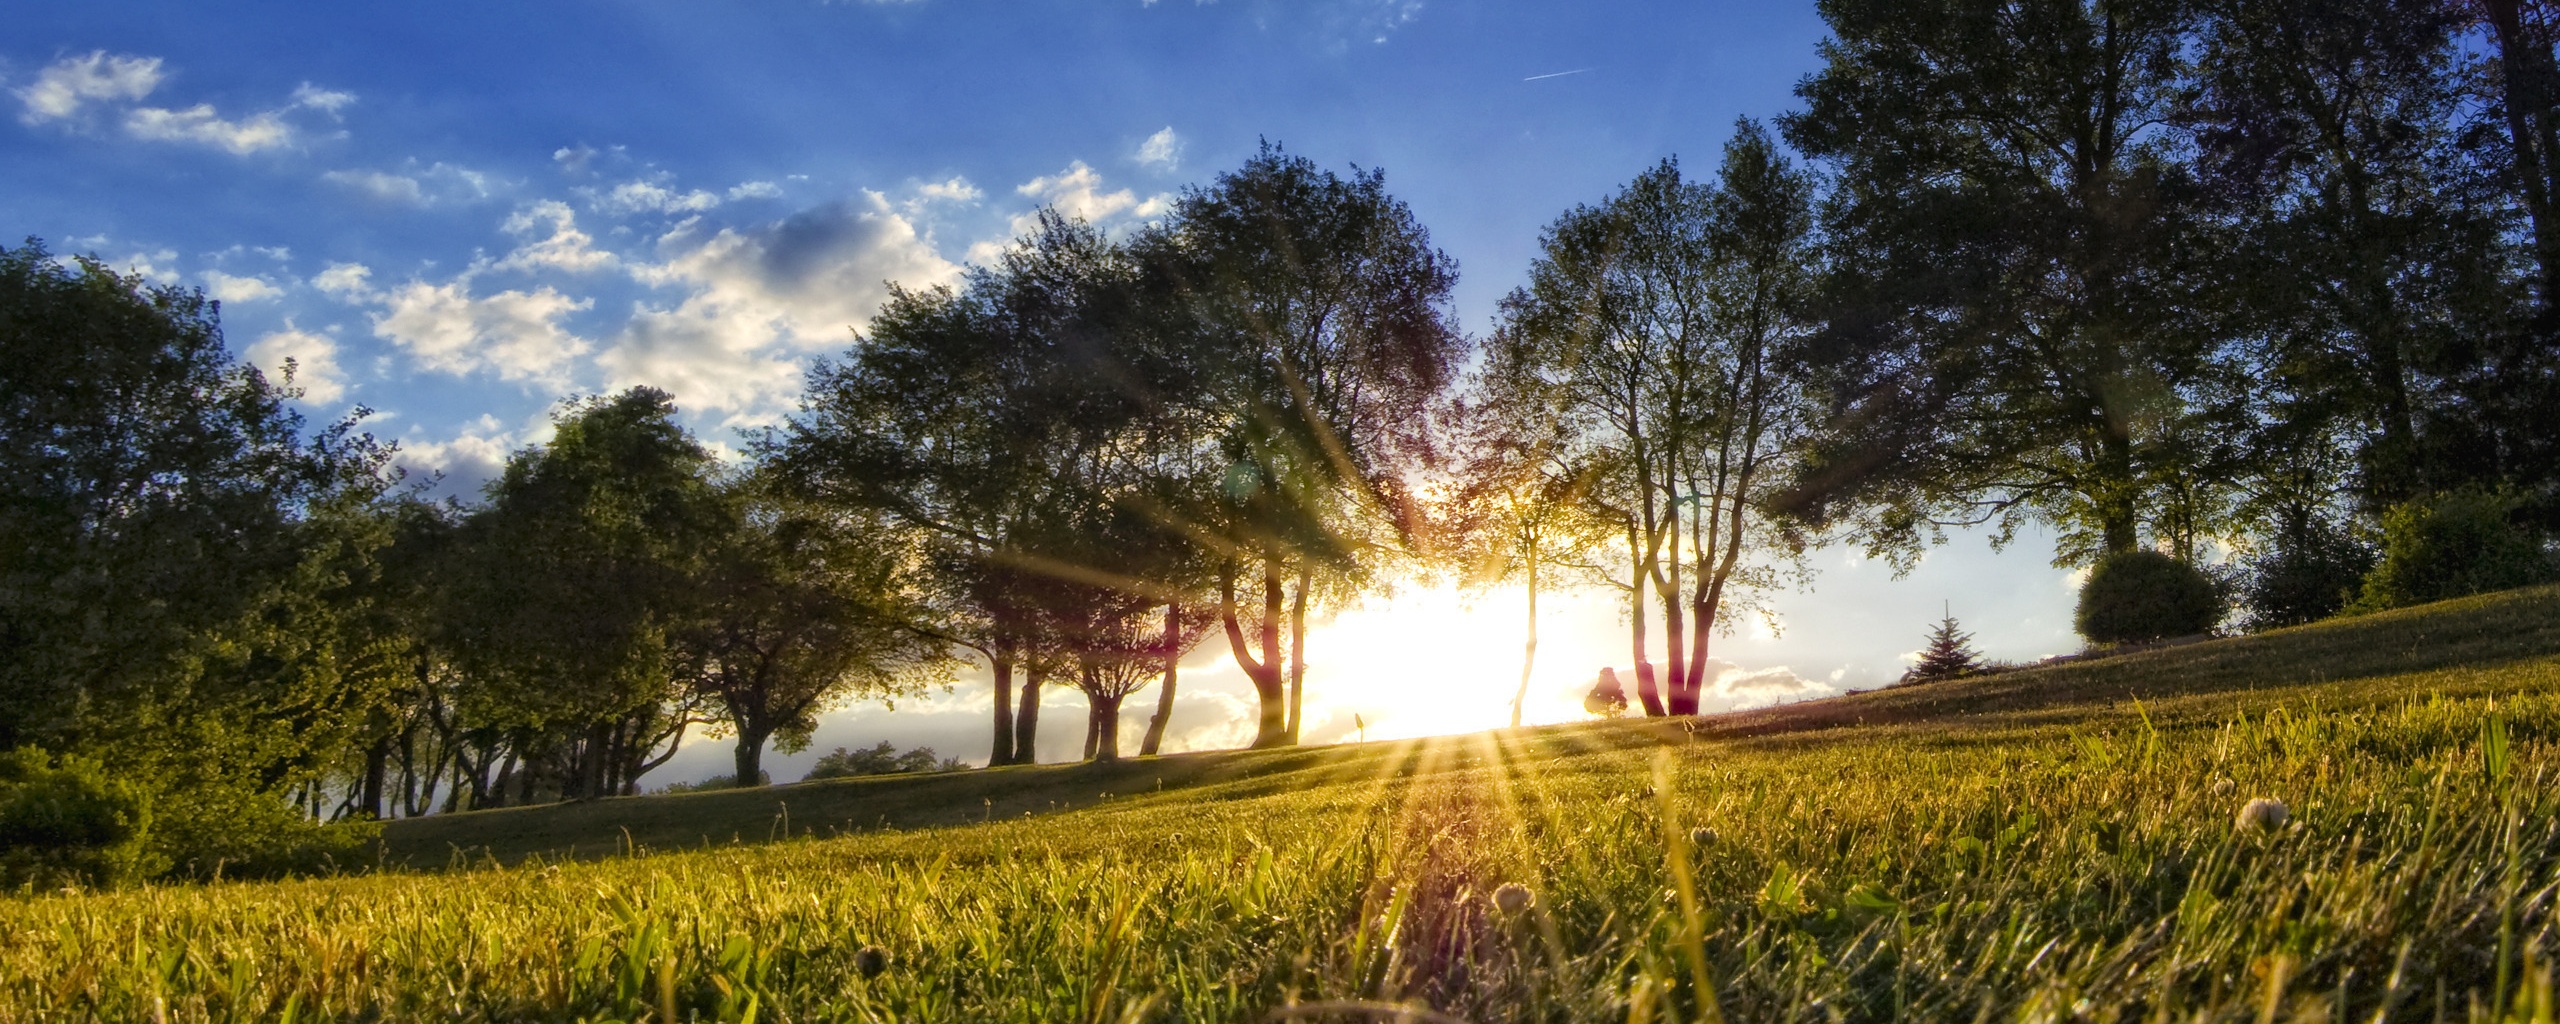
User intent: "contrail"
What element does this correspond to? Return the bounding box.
[1523,68,1593,82]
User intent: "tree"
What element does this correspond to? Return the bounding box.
[1783,0,2250,569]
[445,388,725,800]
[1487,124,1822,717]
[678,474,952,787]
[0,239,402,846]
[2190,0,2500,511]
[1902,605,1983,683]
[1131,144,1466,746]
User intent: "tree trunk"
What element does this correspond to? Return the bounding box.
[1627,518,1666,717]
[1222,559,1292,748]
[1081,664,1102,761]
[1141,604,1181,756]
[1093,693,1124,762]
[1285,566,1309,744]
[733,720,771,787]
[2485,0,2560,309]
[1014,661,1045,764]
[1661,502,1693,715]
[1511,555,1538,728]
[2097,431,2141,556]
[359,728,390,820]
[989,637,1017,766]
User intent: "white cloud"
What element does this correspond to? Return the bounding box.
[123,103,295,154]
[17,52,351,155]
[202,269,282,303]
[727,180,783,201]
[244,325,347,403]
[392,416,518,500]
[916,176,981,205]
[969,162,1171,261]
[1135,126,1182,170]
[289,83,356,115]
[604,196,960,415]
[595,176,724,215]
[313,262,373,298]
[15,51,162,122]
[1692,658,1838,713]
[497,200,617,273]
[371,279,594,383]
[321,162,494,207]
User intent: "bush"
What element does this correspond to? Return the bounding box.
[2346,488,2555,613]
[0,748,161,890]
[2075,549,2224,645]
[804,742,961,781]
[658,771,769,794]
[148,779,381,881]
[2240,518,2376,630]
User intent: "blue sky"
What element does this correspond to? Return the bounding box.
[6,0,2088,775]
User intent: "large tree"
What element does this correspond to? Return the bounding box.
[678,475,951,787]
[1488,123,1823,718]
[1783,0,2250,567]
[444,387,724,800]
[1133,145,1466,746]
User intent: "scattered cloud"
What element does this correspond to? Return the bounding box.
[604,196,960,415]
[244,325,347,403]
[727,180,783,201]
[201,269,283,303]
[15,51,162,123]
[321,162,495,207]
[1691,658,1837,713]
[289,83,356,116]
[497,200,617,273]
[373,279,594,383]
[968,162,1170,261]
[123,103,295,154]
[318,260,594,384]
[16,51,355,155]
[594,176,724,215]
[1134,126,1182,170]
[392,415,520,500]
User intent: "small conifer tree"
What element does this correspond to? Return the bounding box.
[1904,604,1982,684]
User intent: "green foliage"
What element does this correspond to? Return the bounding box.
[2347,488,2555,613]
[2076,549,2224,645]
[2239,516,2377,630]
[656,772,768,794]
[0,749,158,890]
[147,777,380,881]
[803,742,959,781]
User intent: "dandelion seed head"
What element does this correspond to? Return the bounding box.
[1690,827,1719,847]
[1492,882,1535,915]
[2236,797,2288,831]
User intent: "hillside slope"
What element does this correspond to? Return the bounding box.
[384,583,2560,867]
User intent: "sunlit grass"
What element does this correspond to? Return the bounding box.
[6,591,2560,1022]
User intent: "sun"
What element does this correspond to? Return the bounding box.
[1294,582,1621,744]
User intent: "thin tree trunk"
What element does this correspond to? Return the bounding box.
[1014,661,1045,764]
[1141,604,1181,756]
[1627,517,1666,717]
[1511,554,1538,728]
[989,636,1017,766]
[1082,664,1102,761]
[1285,565,1309,744]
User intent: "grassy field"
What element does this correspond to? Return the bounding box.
[6,587,2560,1022]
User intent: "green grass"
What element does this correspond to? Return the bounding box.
[8,587,2560,1022]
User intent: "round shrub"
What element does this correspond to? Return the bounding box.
[2240,518,2376,630]
[2347,488,2555,613]
[0,748,158,890]
[2075,549,2223,645]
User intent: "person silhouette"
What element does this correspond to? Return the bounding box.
[1584,666,1629,717]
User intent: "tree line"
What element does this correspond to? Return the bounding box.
[6,0,2560,877]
